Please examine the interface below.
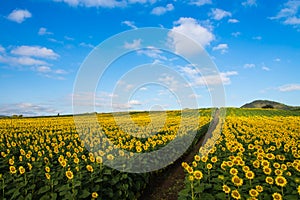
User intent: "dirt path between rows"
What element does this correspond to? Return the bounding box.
[139,109,220,200]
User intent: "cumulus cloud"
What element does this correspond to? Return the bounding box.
[53,0,156,7]
[180,65,238,86]
[242,0,257,7]
[38,27,53,35]
[0,103,60,116]
[231,32,241,37]
[122,20,137,29]
[0,55,46,66]
[124,39,142,49]
[228,19,239,23]
[7,9,32,23]
[189,0,212,6]
[168,17,214,56]
[0,45,5,53]
[278,84,300,92]
[137,46,167,60]
[271,0,300,27]
[212,43,228,54]
[151,4,174,15]
[79,42,95,48]
[244,63,255,68]
[262,66,270,71]
[11,45,59,59]
[211,8,232,20]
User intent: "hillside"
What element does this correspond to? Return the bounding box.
[241,100,298,110]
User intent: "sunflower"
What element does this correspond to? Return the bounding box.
[192,161,197,168]
[201,156,208,162]
[9,166,17,174]
[274,169,283,176]
[45,173,51,180]
[249,189,259,197]
[27,163,32,171]
[189,175,194,182]
[256,185,263,192]
[211,156,218,163]
[194,155,200,162]
[65,170,74,180]
[273,162,280,169]
[265,176,274,184]
[86,165,94,172]
[252,160,260,168]
[275,176,287,187]
[107,154,114,160]
[45,166,50,173]
[230,168,238,175]
[242,166,250,172]
[232,175,243,187]
[187,167,193,174]
[231,189,241,199]
[96,156,103,164]
[9,158,14,165]
[297,185,300,195]
[261,160,270,167]
[263,167,272,175]
[222,185,230,194]
[245,171,255,180]
[193,170,203,180]
[19,166,25,175]
[272,192,282,200]
[181,162,188,169]
[92,192,98,199]
[207,163,213,170]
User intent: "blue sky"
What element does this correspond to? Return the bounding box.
[0,0,300,116]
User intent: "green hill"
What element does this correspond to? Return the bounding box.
[241,100,298,110]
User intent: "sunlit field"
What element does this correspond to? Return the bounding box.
[180,108,300,200]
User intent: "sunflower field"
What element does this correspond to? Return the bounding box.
[0,109,211,200]
[179,108,300,200]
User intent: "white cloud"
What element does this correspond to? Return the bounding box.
[79,42,95,48]
[274,58,281,62]
[232,32,241,37]
[242,0,257,7]
[253,36,262,40]
[0,45,5,53]
[7,9,32,23]
[212,43,228,54]
[53,0,156,8]
[228,19,239,23]
[189,0,212,6]
[38,27,53,35]
[36,66,52,73]
[158,75,179,92]
[124,39,142,49]
[244,63,255,68]
[180,65,238,86]
[262,66,270,71]
[53,0,125,7]
[11,45,59,59]
[271,0,300,27]
[211,8,232,20]
[137,46,167,60]
[122,20,137,29]
[151,4,174,15]
[0,103,60,116]
[284,16,300,25]
[168,17,214,56]
[278,84,300,92]
[64,36,75,41]
[0,55,47,66]
[128,100,142,105]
